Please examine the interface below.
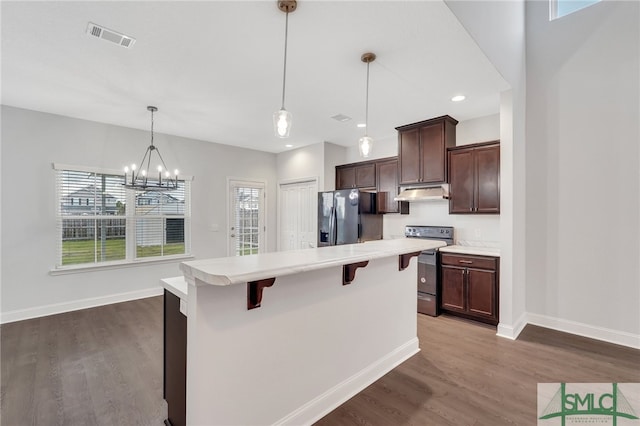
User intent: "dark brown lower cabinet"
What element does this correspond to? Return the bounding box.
[440,254,499,325]
[164,290,187,426]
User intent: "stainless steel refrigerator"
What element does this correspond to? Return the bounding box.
[317,189,383,247]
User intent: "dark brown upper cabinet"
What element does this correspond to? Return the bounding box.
[335,157,408,214]
[448,141,500,214]
[336,162,376,189]
[396,115,458,185]
[376,158,405,214]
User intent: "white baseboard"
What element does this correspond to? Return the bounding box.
[497,311,528,340]
[0,286,164,324]
[526,313,640,350]
[273,338,420,426]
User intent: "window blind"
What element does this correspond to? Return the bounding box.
[135,180,190,258]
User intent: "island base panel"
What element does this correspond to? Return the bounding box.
[185,256,419,425]
[164,290,186,426]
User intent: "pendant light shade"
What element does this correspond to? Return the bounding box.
[274,108,292,138]
[359,135,373,158]
[123,106,178,191]
[274,1,297,138]
[359,52,376,158]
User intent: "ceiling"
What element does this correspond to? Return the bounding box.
[1,1,509,154]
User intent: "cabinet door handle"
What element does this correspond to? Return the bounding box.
[458,260,473,264]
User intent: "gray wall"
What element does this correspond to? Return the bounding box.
[1,106,277,319]
[525,1,640,336]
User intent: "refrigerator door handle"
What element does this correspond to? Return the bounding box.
[329,206,336,245]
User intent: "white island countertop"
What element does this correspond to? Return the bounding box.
[180,238,446,287]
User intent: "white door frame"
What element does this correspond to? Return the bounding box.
[277,177,319,251]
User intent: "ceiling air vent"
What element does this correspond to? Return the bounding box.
[86,22,136,49]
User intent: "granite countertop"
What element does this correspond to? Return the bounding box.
[180,238,447,287]
[439,245,501,257]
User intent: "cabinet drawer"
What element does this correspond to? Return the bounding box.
[440,254,497,270]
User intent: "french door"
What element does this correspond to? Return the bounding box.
[228,179,266,256]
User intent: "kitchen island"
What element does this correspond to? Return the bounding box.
[162,238,446,426]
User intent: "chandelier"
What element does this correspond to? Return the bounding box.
[123,106,179,191]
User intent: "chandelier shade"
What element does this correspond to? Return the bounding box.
[123,106,178,191]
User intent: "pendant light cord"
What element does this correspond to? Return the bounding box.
[281,11,289,110]
[150,108,155,147]
[364,61,370,137]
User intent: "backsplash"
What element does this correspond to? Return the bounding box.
[382,200,500,247]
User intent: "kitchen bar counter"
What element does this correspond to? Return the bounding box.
[439,244,500,257]
[165,239,445,426]
[179,238,447,287]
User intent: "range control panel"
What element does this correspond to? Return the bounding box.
[404,225,454,243]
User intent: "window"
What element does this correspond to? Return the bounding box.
[55,164,191,269]
[550,0,601,20]
[228,179,265,256]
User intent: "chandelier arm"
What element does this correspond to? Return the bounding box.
[143,148,152,183]
[154,148,177,187]
[134,146,152,182]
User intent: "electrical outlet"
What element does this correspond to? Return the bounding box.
[210,224,219,232]
[474,228,482,239]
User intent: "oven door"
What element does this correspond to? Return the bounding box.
[417,250,437,294]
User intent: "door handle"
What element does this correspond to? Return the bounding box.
[458,260,473,264]
[230,234,235,237]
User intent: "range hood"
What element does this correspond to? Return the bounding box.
[394,185,449,202]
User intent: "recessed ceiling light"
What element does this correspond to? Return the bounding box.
[285,144,293,148]
[451,95,466,102]
[357,123,366,128]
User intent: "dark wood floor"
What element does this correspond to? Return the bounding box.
[2,297,638,426]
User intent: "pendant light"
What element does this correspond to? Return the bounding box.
[123,106,178,191]
[359,52,376,158]
[273,0,297,138]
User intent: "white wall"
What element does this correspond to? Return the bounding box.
[277,142,324,186]
[344,134,397,164]
[445,0,527,340]
[1,106,278,321]
[525,0,640,341]
[323,142,347,191]
[276,142,348,192]
[456,113,500,146]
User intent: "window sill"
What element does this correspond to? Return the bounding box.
[49,254,195,276]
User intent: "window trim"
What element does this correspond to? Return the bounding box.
[52,163,194,272]
[49,254,195,275]
[549,0,601,21]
